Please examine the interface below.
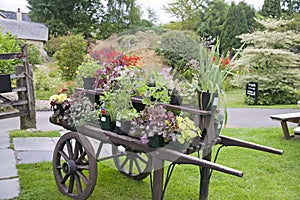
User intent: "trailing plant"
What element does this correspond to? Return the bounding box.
[69,92,98,127]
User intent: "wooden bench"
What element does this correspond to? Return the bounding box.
[270,112,300,139]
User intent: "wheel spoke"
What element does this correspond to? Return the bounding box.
[76,151,87,164]
[76,170,89,184]
[133,157,142,174]
[129,157,133,175]
[73,141,81,160]
[120,157,130,169]
[56,165,63,170]
[76,165,89,170]
[68,174,75,193]
[74,174,83,194]
[58,150,69,161]
[136,154,148,164]
[60,173,70,184]
[65,140,73,159]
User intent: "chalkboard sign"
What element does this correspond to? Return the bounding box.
[246,82,258,104]
[0,74,12,93]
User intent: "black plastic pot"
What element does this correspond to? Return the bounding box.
[198,91,218,111]
[82,77,96,90]
[115,120,131,135]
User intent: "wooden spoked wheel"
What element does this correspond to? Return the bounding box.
[53,132,97,200]
[112,145,152,180]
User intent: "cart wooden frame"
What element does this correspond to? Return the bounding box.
[50,90,283,200]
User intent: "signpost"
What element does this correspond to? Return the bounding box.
[246,82,258,104]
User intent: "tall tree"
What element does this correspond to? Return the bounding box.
[220,2,250,53]
[27,0,104,38]
[197,0,229,39]
[261,0,282,18]
[163,0,207,30]
[281,0,300,15]
[98,0,142,39]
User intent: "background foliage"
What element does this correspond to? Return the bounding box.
[53,34,87,81]
[0,31,42,74]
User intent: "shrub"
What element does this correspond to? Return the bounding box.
[54,34,87,81]
[155,30,199,79]
[0,31,43,73]
[0,31,23,74]
[240,68,300,105]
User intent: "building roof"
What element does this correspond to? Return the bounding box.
[0,18,48,41]
[0,10,31,22]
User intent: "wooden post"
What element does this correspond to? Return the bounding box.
[199,148,212,200]
[152,157,164,200]
[19,45,36,129]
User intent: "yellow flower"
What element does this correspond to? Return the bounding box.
[49,94,59,102]
[57,93,68,103]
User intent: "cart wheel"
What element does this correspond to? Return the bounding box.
[112,145,152,180]
[53,132,97,200]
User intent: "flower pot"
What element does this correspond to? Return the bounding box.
[53,103,64,116]
[148,134,164,148]
[116,120,131,135]
[100,114,116,131]
[169,140,190,152]
[132,96,145,112]
[170,94,182,105]
[198,91,218,111]
[82,77,96,89]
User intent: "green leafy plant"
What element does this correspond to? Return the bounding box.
[175,116,200,144]
[136,71,171,105]
[54,34,87,81]
[101,68,140,122]
[77,55,99,78]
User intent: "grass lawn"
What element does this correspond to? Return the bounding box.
[15,127,300,200]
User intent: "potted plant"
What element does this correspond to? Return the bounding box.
[129,104,175,147]
[68,92,98,127]
[169,116,201,151]
[136,70,172,106]
[77,55,99,89]
[187,39,242,123]
[101,68,139,134]
[49,89,71,125]
[93,49,141,91]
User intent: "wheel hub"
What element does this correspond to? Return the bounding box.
[62,160,76,174]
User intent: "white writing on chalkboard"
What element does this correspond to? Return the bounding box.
[247,90,256,96]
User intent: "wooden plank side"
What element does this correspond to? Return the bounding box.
[0,53,24,60]
[270,112,300,121]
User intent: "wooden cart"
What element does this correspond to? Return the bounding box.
[50,90,283,200]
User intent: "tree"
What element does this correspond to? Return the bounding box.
[163,0,207,30]
[98,0,142,39]
[220,2,250,53]
[197,0,229,39]
[27,0,104,38]
[281,0,300,15]
[54,34,87,81]
[261,0,282,18]
[236,18,300,105]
